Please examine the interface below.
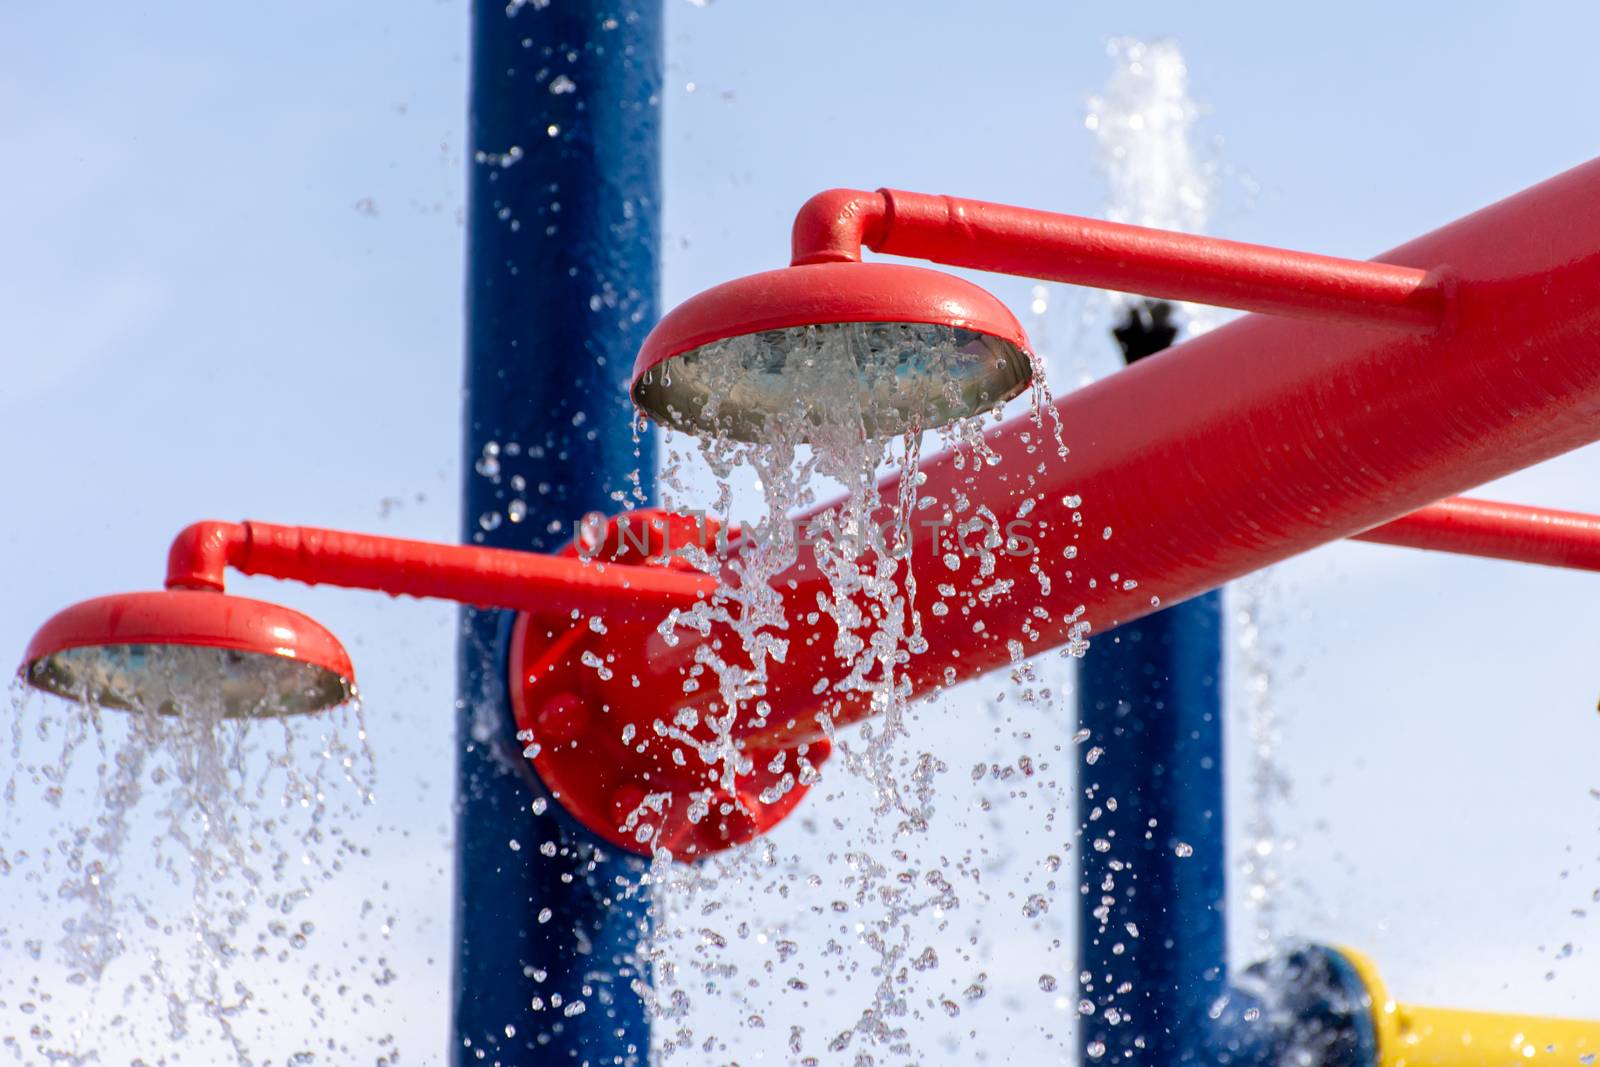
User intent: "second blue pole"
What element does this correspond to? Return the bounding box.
[1077,303,1264,1065]
[1075,306,1380,1064]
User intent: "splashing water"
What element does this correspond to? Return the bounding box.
[2,653,380,1064]
[655,323,977,836]
[1086,40,1210,237]
[1085,42,1299,961]
[1235,573,1293,953]
[1080,35,1310,1052]
[640,37,1251,1067]
[1071,35,1289,1052]
[1085,38,1220,334]
[27,644,348,720]
[639,308,1074,1060]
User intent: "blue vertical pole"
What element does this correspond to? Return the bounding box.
[1077,592,1235,1063]
[456,2,661,1065]
[1075,305,1375,1065]
[1076,302,1259,1065]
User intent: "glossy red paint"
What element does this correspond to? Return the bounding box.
[788,188,888,265]
[791,187,1447,330]
[164,519,715,621]
[1357,497,1600,571]
[21,589,355,685]
[513,492,1600,858]
[629,260,1032,401]
[165,521,246,592]
[20,486,1600,847]
[508,510,829,858]
[587,158,1600,780]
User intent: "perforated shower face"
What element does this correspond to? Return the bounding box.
[26,643,351,718]
[629,261,1035,444]
[632,319,1032,442]
[19,590,356,718]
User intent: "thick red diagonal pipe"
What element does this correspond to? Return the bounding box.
[636,157,1600,749]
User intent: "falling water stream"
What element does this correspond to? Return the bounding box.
[642,304,1075,1063]
[2,668,387,1064]
[636,36,1281,1065]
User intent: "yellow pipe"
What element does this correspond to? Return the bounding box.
[1339,947,1600,1066]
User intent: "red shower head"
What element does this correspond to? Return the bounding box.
[20,590,354,718]
[630,261,1033,442]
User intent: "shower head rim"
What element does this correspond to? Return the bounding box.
[19,589,355,712]
[630,261,1033,436]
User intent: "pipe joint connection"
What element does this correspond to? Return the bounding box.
[509,509,830,859]
[164,521,247,592]
[789,188,888,265]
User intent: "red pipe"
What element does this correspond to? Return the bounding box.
[163,520,714,622]
[1356,497,1600,572]
[792,187,1447,330]
[555,157,1600,763]
[165,521,247,592]
[142,495,1599,859]
[152,165,1600,858]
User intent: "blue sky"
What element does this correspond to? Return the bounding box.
[4,1,1599,1061]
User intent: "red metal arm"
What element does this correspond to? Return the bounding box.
[792,187,1447,330]
[164,520,714,621]
[1355,497,1600,571]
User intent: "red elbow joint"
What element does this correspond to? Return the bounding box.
[165,521,246,592]
[790,188,889,265]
